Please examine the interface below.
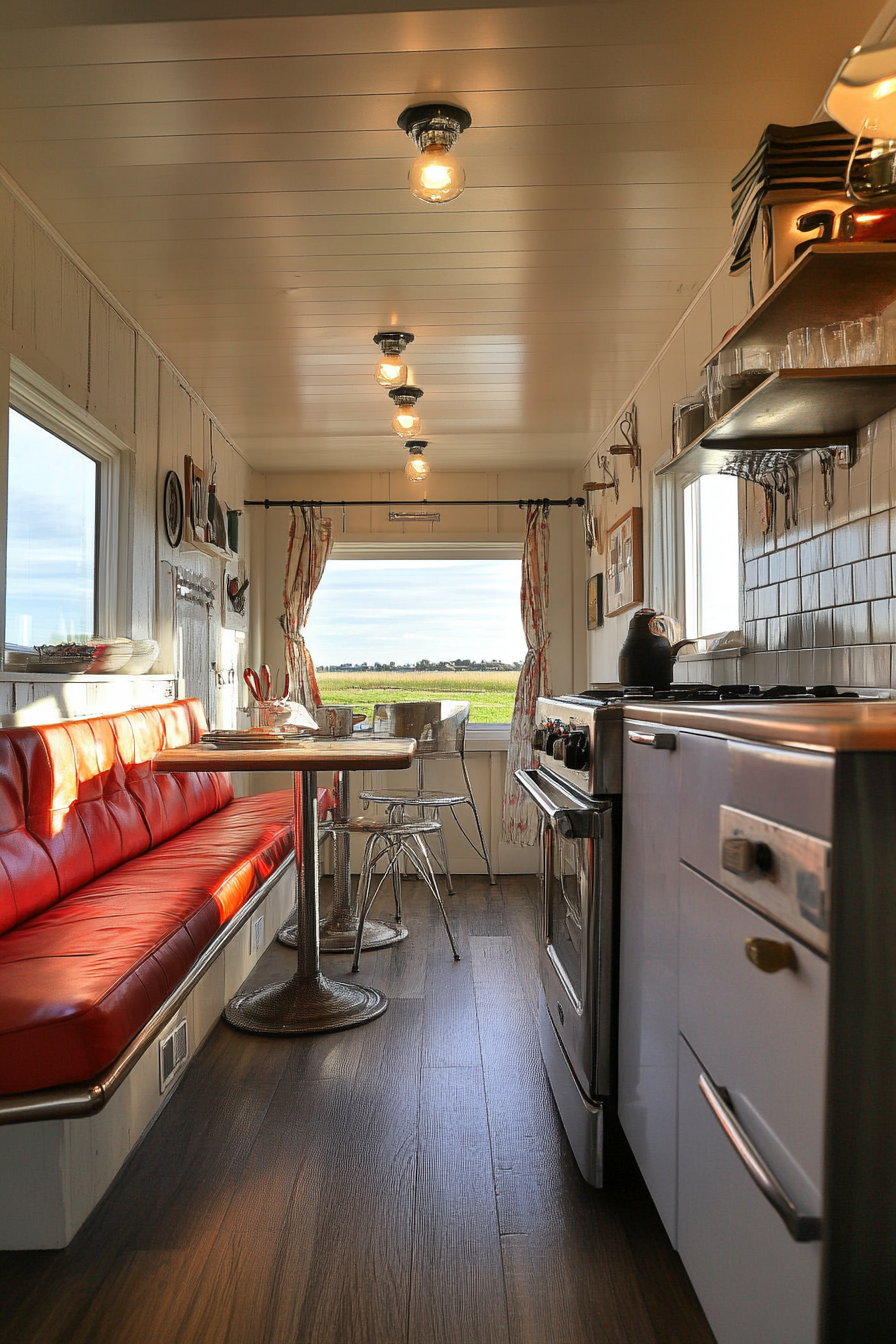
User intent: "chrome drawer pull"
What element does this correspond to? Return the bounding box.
[698,1071,822,1243]
[628,731,677,750]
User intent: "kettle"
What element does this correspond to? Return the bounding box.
[618,608,696,691]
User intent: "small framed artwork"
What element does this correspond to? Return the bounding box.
[605,507,643,616]
[586,573,603,630]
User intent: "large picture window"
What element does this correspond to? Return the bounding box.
[6,409,99,647]
[304,556,525,723]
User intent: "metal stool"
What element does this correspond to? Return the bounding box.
[359,700,495,892]
[323,812,461,972]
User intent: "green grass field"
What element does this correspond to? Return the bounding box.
[316,670,520,724]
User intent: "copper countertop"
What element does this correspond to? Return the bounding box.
[622,699,896,754]
[153,736,417,772]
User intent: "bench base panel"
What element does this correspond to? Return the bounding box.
[0,865,295,1250]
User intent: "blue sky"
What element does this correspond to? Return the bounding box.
[304,559,526,665]
[6,409,97,646]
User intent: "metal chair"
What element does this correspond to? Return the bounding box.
[358,700,495,893]
[322,810,461,972]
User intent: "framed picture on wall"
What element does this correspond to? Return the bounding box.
[586,573,603,630]
[605,507,643,616]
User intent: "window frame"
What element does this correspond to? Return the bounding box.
[649,453,743,643]
[317,539,525,742]
[6,358,133,651]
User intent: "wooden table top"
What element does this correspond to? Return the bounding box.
[624,699,896,753]
[153,736,417,773]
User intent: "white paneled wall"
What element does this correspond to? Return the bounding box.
[0,167,259,725]
[583,259,752,685]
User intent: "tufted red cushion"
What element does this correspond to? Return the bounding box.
[0,736,61,935]
[0,699,232,928]
[0,789,293,1095]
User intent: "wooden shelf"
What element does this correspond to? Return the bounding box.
[716,243,896,356]
[658,367,896,476]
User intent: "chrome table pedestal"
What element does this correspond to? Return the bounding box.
[153,736,416,1035]
[227,771,386,1033]
[278,769,407,955]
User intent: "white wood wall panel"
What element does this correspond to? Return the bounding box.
[87,290,136,446]
[133,336,159,643]
[0,171,255,727]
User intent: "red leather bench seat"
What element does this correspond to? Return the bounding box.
[0,701,295,1096]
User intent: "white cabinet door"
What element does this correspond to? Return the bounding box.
[678,1035,822,1344]
[618,719,681,1242]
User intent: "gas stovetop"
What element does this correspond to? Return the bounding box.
[559,682,861,706]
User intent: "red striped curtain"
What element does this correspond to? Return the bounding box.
[502,503,551,844]
[280,506,333,708]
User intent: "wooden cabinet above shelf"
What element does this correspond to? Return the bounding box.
[658,367,896,477]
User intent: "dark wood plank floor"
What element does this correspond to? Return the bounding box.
[0,875,714,1344]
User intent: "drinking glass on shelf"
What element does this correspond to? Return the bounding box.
[786,326,824,368]
[881,315,896,365]
[842,315,880,366]
[705,361,723,421]
[820,322,846,368]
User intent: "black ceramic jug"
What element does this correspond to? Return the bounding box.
[618,608,695,691]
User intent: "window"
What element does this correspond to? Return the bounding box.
[304,556,524,724]
[6,409,99,646]
[682,474,740,639]
[5,360,129,659]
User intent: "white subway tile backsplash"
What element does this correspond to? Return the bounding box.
[833,518,869,566]
[870,510,890,556]
[801,572,820,610]
[754,651,778,683]
[833,565,853,606]
[755,585,778,619]
[830,647,850,685]
[853,556,892,602]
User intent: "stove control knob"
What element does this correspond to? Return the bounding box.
[545,729,561,753]
[564,731,590,770]
[532,728,548,752]
[721,838,774,875]
[552,736,566,760]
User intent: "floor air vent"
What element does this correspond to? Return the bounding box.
[159,1019,188,1093]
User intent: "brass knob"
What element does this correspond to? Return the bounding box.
[745,937,797,974]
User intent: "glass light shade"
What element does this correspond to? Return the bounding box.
[374,356,407,387]
[405,451,430,482]
[409,144,465,203]
[825,43,896,138]
[391,406,421,438]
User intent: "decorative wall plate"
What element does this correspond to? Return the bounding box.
[163,470,184,547]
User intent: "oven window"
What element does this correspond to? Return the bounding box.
[547,831,588,1005]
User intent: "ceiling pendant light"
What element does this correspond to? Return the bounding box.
[404,441,430,482]
[397,103,472,204]
[372,330,414,387]
[389,384,423,438]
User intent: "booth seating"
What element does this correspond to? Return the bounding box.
[0,698,296,1098]
[0,699,303,1249]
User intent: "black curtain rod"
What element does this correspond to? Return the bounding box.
[243,496,585,509]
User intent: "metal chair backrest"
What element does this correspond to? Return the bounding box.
[371,700,469,757]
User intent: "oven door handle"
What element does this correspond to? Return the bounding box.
[698,1071,822,1243]
[514,768,605,839]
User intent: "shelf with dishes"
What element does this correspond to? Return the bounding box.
[659,243,896,478]
[658,366,896,477]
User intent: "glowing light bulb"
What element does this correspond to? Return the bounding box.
[374,356,407,387]
[405,444,430,482]
[409,144,465,203]
[392,406,421,438]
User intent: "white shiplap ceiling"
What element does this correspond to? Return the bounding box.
[0,0,885,473]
